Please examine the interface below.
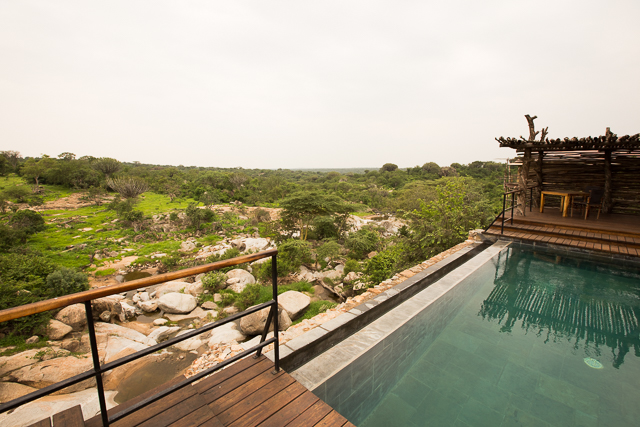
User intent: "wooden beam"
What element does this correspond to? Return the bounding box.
[604,149,612,214]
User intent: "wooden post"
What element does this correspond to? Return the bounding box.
[518,148,532,216]
[604,149,612,214]
[534,151,544,207]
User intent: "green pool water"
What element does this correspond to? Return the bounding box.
[360,245,640,427]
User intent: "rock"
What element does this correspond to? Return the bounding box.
[195,273,205,282]
[320,270,342,281]
[367,251,378,259]
[54,304,87,331]
[0,382,38,404]
[202,301,218,310]
[0,387,117,427]
[99,311,112,322]
[102,336,148,364]
[0,349,43,377]
[334,264,345,274]
[59,337,87,353]
[239,305,291,335]
[278,291,310,320]
[158,293,197,314]
[343,271,358,285]
[155,281,188,298]
[180,241,196,252]
[223,306,239,315]
[207,323,246,347]
[230,239,246,252]
[185,281,204,297]
[164,307,215,322]
[172,330,206,352]
[7,356,95,393]
[115,275,124,283]
[138,300,159,313]
[25,336,39,344]
[153,318,168,326]
[213,293,222,303]
[133,292,150,304]
[243,238,269,252]
[147,326,180,343]
[91,295,125,317]
[240,332,274,351]
[115,301,137,322]
[47,319,73,340]
[225,269,255,293]
[94,323,157,347]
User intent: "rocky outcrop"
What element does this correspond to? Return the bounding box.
[54,304,87,331]
[207,323,246,347]
[91,295,124,319]
[155,281,189,298]
[7,356,95,393]
[185,281,204,298]
[147,326,180,343]
[278,291,310,320]
[0,349,42,377]
[94,322,157,347]
[158,293,198,314]
[225,269,255,293]
[114,301,137,322]
[239,305,291,335]
[0,382,38,404]
[172,330,207,352]
[47,319,73,340]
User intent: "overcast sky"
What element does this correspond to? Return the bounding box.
[1,1,639,169]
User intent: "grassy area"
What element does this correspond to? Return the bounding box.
[134,192,197,215]
[0,335,50,357]
[292,300,338,325]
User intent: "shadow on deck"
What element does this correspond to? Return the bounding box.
[30,356,354,427]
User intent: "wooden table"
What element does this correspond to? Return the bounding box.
[540,190,589,217]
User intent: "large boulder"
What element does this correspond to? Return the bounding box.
[164,307,216,322]
[91,295,124,319]
[185,281,204,298]
[155,281,188,298]
[207,323,246,347]
[225,269,255,293]
[54,304,87,331]
[0,349,42,377]
[230,239,246,252]
[138,299,158,313]
[102,336,148,364]
[243,238,269,252]
[180,240,196,252]
[94,322,157,347]
[114,301,137,322]
[47,319,73,340]
[278,291,310,320]
[239,305,291,335]
[7,356,95,393]
[147,326,180,343]
[158,293,198,314]
[172,330,207,352]
[0,382,38,404]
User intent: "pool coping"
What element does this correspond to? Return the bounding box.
[265,239,493,372]
[287,240,509,392]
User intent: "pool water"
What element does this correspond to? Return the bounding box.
[360,245,640,427]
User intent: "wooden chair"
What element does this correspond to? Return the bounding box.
[572,187,604,219]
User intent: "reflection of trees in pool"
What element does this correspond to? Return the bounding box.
[479,248,640,368]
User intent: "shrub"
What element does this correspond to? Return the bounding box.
[2,186,31,203]
[292,300,337,325]
[94,268,116,277]
[277,239,312,276]
[9,210,46,235]
[185,203,216,229]
[364,247,401,285]
[316,240,342,263]
[312,216,339,240]
[202,271,227,292]
[345,228,379,259]
[206,248,244,273]
[0,224,23,251]
[343,259,361,275]
[106,176,149,199]
[45,268,89,298]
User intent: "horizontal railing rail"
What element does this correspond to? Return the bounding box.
[0,248,280,427]
[485,185,538,234]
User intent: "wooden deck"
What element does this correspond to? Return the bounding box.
[485,209,640,257]
[32,356,354,427]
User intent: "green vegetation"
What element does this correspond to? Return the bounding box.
[292,301,338,325]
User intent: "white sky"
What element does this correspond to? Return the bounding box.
[1,1,639,169]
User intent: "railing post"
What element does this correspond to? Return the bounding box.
[501,194,506,234]
[84,301,110,427]
[271,254,280,373]
[530,187,533,212]
[511,193,515,225]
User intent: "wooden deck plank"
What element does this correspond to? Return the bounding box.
[209,367,286,414]
[256,390,319,427]
[138,392,209,427]
[215,373,295,425]
[285,400,334,427]
[52,405,84,427]
[314,410,350,427]
[227,382,307,427]
[197,358,273,402]
[112,384,197,427]
[167,404,222,427]
[27,418,51,427]
[195,356,270,394]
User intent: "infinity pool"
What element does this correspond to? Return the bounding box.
[352,244,640,426]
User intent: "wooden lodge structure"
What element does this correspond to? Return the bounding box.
[485,115,640,257]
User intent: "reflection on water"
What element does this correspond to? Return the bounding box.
[123,271,152,281]
[479,246,640,369]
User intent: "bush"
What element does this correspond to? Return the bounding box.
[106,176,148,199]
[364,247,401,285]
[343,259,360,275]
[345,228,379,259]
[185,203,216,229]
[0,224,23,251]
[316,240,342,263]
[9,210,46,235]
[312,216,339,240]
[292,300,337,325]
[202,271,227,293]
[2,186,31,203]
[277,239,312,276]
[45,268,89,298]
[205,248,244,273]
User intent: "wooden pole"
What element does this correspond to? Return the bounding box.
[518,148,532,216]
[534,151,544,206]
[604,149,612,214]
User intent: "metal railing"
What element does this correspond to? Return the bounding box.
[485,186,537,234]
[0,249,280,426]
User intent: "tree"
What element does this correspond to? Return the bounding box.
[21,157,54,190]
[92,157,122,178]
[1,151,21,171]
[380,163,398,172]
[280,191,349,240]
[106,176,149,199]
[58,152,76,161]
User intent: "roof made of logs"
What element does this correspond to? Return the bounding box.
[496,115,640,152]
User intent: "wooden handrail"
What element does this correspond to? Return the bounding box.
[0,248,277,323]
